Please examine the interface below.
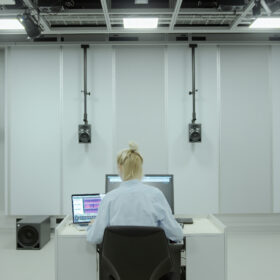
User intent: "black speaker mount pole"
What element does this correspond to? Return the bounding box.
[81,44,90,125]
[78,45,92,143]
[189,44,197,124]
[188,44,202,143]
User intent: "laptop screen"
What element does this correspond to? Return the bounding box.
[71,193,105,224]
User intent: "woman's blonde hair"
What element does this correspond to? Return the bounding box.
[117,142,143,181]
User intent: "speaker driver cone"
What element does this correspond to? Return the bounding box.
[18,225,39,247]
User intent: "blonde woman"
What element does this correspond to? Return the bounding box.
[87,142,183,244]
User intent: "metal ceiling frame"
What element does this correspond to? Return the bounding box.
[0,37,280,46]
[1,26,280,34]
[261,0,272,15]
[100,0,112,30]
[169,0,183,30]
[45,26,280,33]
[230,0,256,29]
[1,1,280,35]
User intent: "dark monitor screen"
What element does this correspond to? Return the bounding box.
[105,174,174,214]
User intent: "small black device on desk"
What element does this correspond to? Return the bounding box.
[175,217,193,224]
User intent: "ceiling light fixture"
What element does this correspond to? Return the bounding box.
[250,17,280,28]
[2,0,16,4]
[135,0,149,4]
[0,19,24,30]
[123,18,158,29]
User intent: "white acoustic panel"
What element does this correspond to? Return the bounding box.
[114,46,168,174]
[7,47,61,215]
[167,46,219,215]
[3,45,278,216]
[0,50,4,212]
[220,46,272,213]
[271,46,280,212]
[62,46,114,214]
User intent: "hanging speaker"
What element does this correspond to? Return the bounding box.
[16,216,50,250]
[79,124,91,143]
[189,123,201,143]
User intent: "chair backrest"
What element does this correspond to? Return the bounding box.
[101,226,173,280]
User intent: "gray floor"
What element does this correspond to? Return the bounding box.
[0,229,55,280]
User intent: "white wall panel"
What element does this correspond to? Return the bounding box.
[0,50,4,212]
[62,46,114,214]
[4,45,278,215]
[271,46,280,212]
[167,46,219,214]
[7,47,61,215]
[220,46,272,213]
[114,47,168,174]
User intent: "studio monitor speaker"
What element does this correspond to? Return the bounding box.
[16,216,50,250]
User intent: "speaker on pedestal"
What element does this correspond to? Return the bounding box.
[16,216,50,250]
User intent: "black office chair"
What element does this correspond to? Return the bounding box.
[98,226,181,280]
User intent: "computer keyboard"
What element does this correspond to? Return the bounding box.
[75,224,88,231]
[176,217,193,224]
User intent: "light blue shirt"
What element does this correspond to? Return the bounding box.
[87,179,184,244]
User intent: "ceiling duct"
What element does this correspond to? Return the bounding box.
[109,35,139,41]
[191,36,206,41]
[37,0,63,12]
[38,0,101,10]
[180,0,245,9]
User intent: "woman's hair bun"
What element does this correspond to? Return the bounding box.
[128,141,138,152]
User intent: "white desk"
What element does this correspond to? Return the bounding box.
[55,215,225,280]
[55,216,98,280]
[183,216,225,280]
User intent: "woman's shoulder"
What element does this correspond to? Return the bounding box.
[140,183,162,195]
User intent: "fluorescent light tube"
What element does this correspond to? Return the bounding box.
[123,18,158,29]
[250,17,280,28]
[2,0,16,4]
[0,19,24,30]
[135,0,149,4]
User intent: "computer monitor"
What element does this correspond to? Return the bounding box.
[71,193,105,224]
[105,174,174,213]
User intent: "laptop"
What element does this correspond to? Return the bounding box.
[71,193,105,229]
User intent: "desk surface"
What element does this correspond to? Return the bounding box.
[60,223,88,236]
[183,218,223,235]
[57,216,224,237]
